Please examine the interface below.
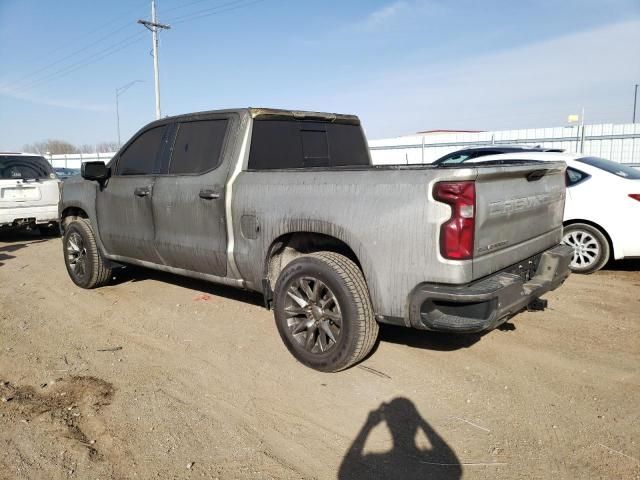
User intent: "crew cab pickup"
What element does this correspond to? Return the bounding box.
[60,108,572,371]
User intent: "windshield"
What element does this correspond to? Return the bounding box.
[0,155,56,180]
[577,157,640,180]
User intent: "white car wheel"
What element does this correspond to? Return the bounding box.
[562,223,610,274]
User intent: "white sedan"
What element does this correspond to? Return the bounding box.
[466,152,640,273]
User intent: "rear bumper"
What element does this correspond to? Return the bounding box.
[408,244,573,333]
[0,205,59,227]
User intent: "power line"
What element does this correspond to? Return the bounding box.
[161,0,216,14]
[0,1,149,89]
[2,0,267,95]
[10,32,147,94]
[167,0,267,24]
[1,23,136,91]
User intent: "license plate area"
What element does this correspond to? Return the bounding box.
[503,252,543,282]
[1,187,40,201]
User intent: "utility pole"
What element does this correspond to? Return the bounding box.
[138,0,170,120]
[116,80,143,147]
[579,106,585,153]
[633,84,639,123]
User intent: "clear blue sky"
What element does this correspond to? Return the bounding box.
[1,0,639,150]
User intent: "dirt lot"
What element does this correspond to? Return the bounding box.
[0,231,639,480]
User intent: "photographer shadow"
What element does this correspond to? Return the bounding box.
[338,397,462,480]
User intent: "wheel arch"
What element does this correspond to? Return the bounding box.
[60,205,89,232]
[563,218,615,259]
[262,231,375,309]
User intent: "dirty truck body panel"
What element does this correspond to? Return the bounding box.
[60,108,571,335]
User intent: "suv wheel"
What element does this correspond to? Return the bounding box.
[63,218,112,288]
[273,251,379,372]
[562,223,610,274]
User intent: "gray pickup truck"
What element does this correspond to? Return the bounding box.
[60,108,572,371]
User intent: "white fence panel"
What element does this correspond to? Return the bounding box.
[369,123,640,165]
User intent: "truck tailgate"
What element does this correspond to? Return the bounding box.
[472,162,566,279]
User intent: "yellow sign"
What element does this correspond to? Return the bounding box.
[567,114,580,123]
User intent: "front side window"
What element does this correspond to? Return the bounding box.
[169,119,229,174]
[577,156,640,180]
[116,126,167,176]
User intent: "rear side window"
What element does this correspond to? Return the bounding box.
[566,167,590,187]
[117,126,167,176]
[577,156,640,180]
[0,155,55,180]
[248,120,370,170]
[169,119,229,174]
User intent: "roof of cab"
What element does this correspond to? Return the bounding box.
[153,107,361,126]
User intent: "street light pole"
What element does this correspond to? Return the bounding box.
[633,84,639,124]
[115,80,143,147]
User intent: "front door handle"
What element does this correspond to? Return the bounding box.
[199,189,221,200]
[134,186,151,197]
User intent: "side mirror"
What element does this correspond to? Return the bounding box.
[81,161,110,182]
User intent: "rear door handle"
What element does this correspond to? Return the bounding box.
[199,189,220,200]
[134,186,151,197]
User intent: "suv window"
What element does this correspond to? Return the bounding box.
[566,167,590,187]
[116,126,167,176]
[0,155,55,180]
[168,119,229,175]
[248,120,370,170]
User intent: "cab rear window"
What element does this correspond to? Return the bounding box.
[248,120,370,170]
[0,155,56,180]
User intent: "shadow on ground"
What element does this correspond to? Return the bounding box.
[0,229,50,267]
[603,259,640,272]
[110,265,265,307]
[338,397,462,480]
[376,324,485,353]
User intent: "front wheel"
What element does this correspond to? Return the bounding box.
[562,223,610,274]
[63,218,112,288]
[273,251,379,372]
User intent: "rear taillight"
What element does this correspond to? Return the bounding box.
[433,181,476,260]
[630,194,640,202]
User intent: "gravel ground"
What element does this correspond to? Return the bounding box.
[1,230,639,480]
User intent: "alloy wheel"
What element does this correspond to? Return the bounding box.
[562,229,600,270]
[67,232,88,280]
[283,276,343,354]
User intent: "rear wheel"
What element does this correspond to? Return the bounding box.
[273,251,378,372]
[562,223,610,274]
[63,218,112,288]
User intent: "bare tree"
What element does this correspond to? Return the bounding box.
[95,141,119,153]
[78,144,96,154]
[22,139,79,155]
[22,139,118,155]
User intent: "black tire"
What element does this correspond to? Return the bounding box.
[562,223,610,274]
[63,218,112,288]
[273,251,378,372]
